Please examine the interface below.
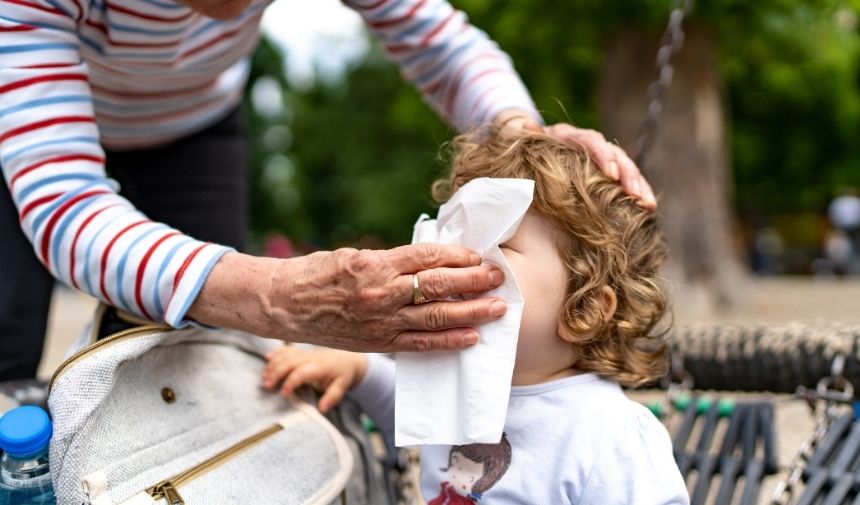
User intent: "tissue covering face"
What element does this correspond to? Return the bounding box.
[395,177,535,446]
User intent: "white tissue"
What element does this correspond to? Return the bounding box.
[394,177,535,446]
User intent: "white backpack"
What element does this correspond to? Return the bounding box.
[47,306,373,505]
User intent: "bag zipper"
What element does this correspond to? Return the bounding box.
[48,323,168,392]
[146,424,284,504]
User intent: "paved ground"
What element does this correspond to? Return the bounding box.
[38,277,860,504]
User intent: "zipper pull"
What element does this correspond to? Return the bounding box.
[151,481,185,505]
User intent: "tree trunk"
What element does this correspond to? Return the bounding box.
[599,25,747,308]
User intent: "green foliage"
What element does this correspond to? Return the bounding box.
[245,1,860,250]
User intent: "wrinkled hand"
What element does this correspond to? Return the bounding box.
[265,243,507,352]
[494,109,657,209]
[262,345,366,413]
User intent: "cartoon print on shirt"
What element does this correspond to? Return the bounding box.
[428,434,512,504]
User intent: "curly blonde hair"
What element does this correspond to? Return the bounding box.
[433,128,669,387]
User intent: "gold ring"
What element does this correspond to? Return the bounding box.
[412,274,428,305]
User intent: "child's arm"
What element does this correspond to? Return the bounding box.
[262,346,395,437]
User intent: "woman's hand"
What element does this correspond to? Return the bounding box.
[262,345,366,413]
[494,109,657,209]
[187,245,507,353]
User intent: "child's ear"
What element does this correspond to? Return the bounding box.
[556,286,617,343]
[598,286,617,322]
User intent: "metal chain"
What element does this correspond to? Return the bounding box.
[770,355,852,505]
[634,0,694,169]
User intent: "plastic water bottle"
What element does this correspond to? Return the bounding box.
[0,406,56,505]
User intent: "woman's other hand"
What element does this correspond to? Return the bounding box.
[494,109,657,209]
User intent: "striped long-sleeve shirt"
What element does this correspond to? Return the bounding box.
[0,0,539,327]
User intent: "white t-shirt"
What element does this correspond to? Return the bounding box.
[350,355,689,504]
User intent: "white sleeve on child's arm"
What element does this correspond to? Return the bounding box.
[348,354,395,438]
[577,407,689,505]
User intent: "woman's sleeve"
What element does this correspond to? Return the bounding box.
[0,0,232,327]
[343,0,541,130]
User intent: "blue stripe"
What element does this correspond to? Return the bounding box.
[153,237,194,314]
[0,42,78,54]
[2,136,100,165]
[31,179,103,233]
[186,3,262,41]
[415,43,470,86]
[370,0,402,20]
[42,0,73,18]
[401,41,445,68]
[106,20,187,36]
[0,14,73,31]
[115,224,166,313]
[136,0,187,10]
[0,95,90,118]
[82,208,133,295]
[171,246,232,327]
[78,35,177,59]
[17,173,100,203]
[50,191,102,272]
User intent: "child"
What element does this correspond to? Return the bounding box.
[262,128,689,504]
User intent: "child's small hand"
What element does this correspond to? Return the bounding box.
[261,346,368,413]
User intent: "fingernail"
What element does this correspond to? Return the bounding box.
[488,269,504,286]
[470,253,481,264]
[608,160,620,180]
[631,177,641,196]
[464,331,480,345]
[490,300,507,317]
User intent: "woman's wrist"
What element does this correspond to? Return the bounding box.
[186,251,285,338]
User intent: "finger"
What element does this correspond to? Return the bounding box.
[613,146,644,197]
[638,175,657,209]
[400,265,504,304]
[385,243,481,274]
[262,353,305,390]
[318,376,349,413]
[398,297,507,332]
[280,363,324,397]
[388,328,480,352]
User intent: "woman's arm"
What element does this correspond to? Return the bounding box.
[0,1,231,326]
[343,0,540,131]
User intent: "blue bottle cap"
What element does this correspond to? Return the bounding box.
[0,406,52,458]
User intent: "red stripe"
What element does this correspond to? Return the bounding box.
[448,67,510,118]
[10,154,104,188]
[18,192,61,221]
[0,25,37,32]
[39,189,110,266]
[134,231,181,319]
[84,19,182,48]
[0,116,94,144]
[0,73,87,95]
[68,203,121,290]
[369,0,425,29]
[172,243,207,291]
[104,1,193,22]
[98,219,148,303]
[342,0,388,10]
[18,63,77,69]
[443,53,506,117]
[2,0,65,16]
[420,10,456,46]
